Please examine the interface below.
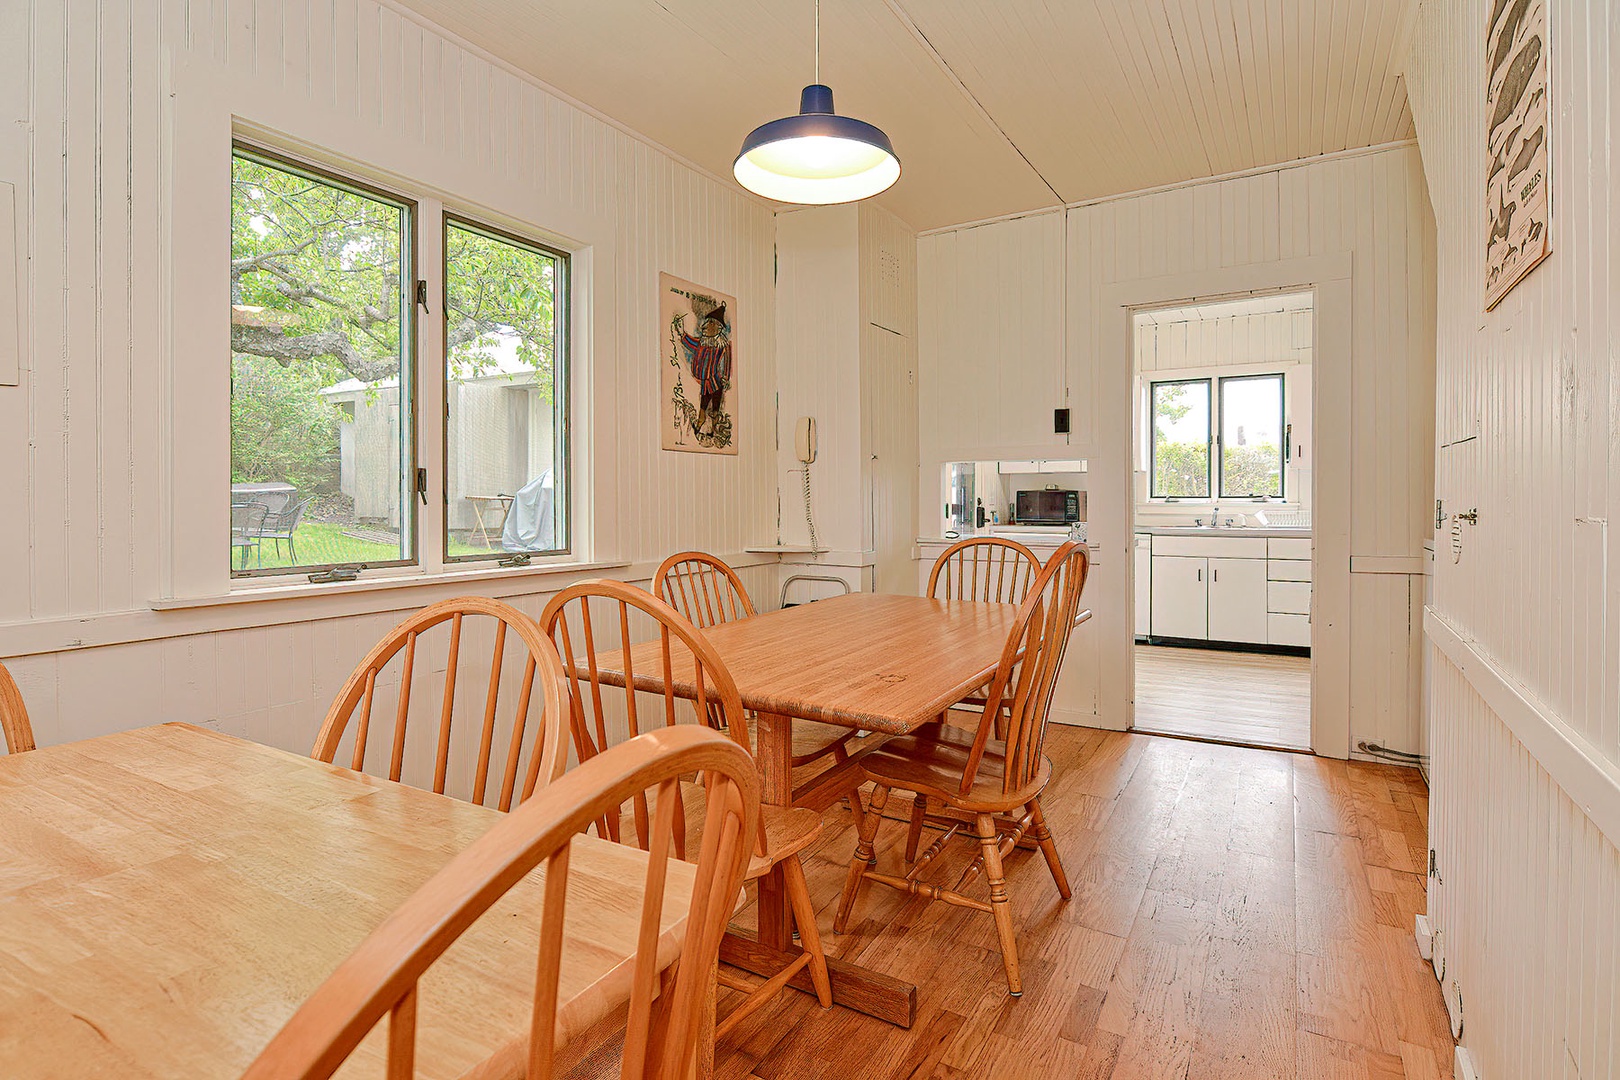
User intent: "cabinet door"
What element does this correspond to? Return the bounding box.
[1134,537,1152,636]
[1207,557,1269,644]
[1150,556,1208,640]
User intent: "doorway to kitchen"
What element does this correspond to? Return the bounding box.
[1129,290,1314,751]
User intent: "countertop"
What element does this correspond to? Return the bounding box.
[1136,526,1313,539]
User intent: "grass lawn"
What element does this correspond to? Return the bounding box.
[237,521,493,570]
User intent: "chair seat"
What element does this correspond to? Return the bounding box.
[860,721,1051,813]
[744,805,823,880]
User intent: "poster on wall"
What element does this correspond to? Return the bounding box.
[660,273,737,455]
[1484,0,1551,310]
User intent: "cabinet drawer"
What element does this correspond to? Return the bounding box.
[1268,537,1313,559]
[1152,535,1268,559]
[1267,559,1312,582]
[1267,580,1312,615]
[1267,613,1311,647]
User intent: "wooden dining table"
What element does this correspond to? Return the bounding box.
[0,723,706,1079]
[592,590,1022,1029]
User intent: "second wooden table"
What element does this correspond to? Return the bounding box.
[593,591,1019,1027]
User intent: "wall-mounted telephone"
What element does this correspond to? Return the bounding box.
[795,417,821,555]
[796,416,817,464]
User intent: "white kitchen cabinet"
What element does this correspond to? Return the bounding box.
[1134,535,1152,637]
[1267,580,1313,615]
[1268,614,1312,647]
[1207,558,1269,644]
[1150,555,1208,639]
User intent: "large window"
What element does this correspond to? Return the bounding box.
[443,218,568,560]
[227,142,572,580]
[230,147,415,577]
[1150,373,1285,499]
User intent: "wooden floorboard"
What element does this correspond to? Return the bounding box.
[1133,644,1312,750]
[706,726,1451,1080]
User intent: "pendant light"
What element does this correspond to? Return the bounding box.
[733,0,900,204]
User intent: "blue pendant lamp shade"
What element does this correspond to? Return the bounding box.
[734,83,900,204]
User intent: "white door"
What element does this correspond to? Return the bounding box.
[1208,557,1269,644]
[1150,556,1208,640]
[1134,536,1152,636]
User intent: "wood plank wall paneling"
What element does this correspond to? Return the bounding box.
[1407,0,1620,1074]
[917,144,1437,754]
[1135,307,1313,372]
[0,0,778,747]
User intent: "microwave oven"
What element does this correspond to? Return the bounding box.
[1015,489,1083,525]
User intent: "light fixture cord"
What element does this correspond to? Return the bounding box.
[815,0,820,84]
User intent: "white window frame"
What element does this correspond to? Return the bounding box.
[162,60,608,606]
[1143,362,1298,505]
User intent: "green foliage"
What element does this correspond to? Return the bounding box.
[230,354,342,491]
[1153,439,1210,497]
[445,224,557,402]
[231,154,405,379]
[1221,442,1282,497]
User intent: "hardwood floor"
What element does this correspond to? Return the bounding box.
[1133,644,1312,750]
[709,726,1451,1080]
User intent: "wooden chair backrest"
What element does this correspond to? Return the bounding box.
[653,551,756,629]
[241,725,759,1080]
[927,537,1042,606]
[539,579,758,857]
[0,659,35,754]
[311,597,569,811]
[962,541,1091,798]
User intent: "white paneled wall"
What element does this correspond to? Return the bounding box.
[0,0,778,753]
[1135,307,1314,372]
[918,144,1436,755]
[1408,0,1620,1074]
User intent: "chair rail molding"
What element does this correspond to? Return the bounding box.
[1425,606,1620,848]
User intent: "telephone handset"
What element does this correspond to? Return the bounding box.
[795,417,821,555]
[796,416,817,464]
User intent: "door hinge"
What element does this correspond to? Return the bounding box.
[414,279,429,313]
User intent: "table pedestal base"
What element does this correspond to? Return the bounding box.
[719,932,917,1028]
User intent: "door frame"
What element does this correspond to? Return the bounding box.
[1098,254,1353,759]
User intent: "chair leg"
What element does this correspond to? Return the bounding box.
[780,855,832,1007]
[834,784,889,934]
[904,794,928,864]
[976,813,1022,996]
[1028,798,1071,899]
[831,742,866,832]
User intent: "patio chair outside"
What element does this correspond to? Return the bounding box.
[230,502,268,570]
[257,497,312,564]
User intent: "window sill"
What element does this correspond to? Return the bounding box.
[149,558,631,611]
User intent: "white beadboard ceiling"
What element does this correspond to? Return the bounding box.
[393,0,1416,231]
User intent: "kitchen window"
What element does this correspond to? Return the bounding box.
[1150,373,1285,500]
[227,140,574,584]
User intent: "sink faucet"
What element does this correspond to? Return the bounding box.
[1210,504,1221,527]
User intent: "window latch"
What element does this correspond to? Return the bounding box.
[415,468,428,505]
[414,279,429,313]
[498,553,532,568]
[308,566,361,584]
